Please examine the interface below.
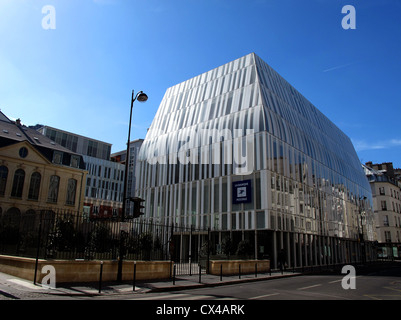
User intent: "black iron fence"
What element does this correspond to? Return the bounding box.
[0,209,208,270]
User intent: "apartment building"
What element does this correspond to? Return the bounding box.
[364,162,401,258]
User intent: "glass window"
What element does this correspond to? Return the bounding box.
[11,169,25,198]
[47,175,60,203]
[256,211,266,229]
[231,213,237,230]
[71,155,80,168]
[28,172,41,200]
[53,151,63,164]
[66,178,77,205]
[0,166,8,196]
[222,214,228,230]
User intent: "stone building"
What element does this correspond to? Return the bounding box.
[0,112,87,217]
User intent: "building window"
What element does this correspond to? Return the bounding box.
[92,206,99,216]
[28,172,41,200]
[256,211,265,229]
[66,178,77,205]
[53,151,63,165]
[0,166,8,196]
[383,215,389,227]
[379,187,385,195]
[112,208,118,218]
[384,231,392,243]
[11,169,25,198]
[47,175,60,203]
[19,147,28,158]
[70,155,80,168]
[381,201,387,211]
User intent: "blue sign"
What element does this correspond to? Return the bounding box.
[232,180,252,204]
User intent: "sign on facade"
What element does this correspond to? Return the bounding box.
[232,180,252,204]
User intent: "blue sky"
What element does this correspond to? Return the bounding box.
[0,0,400,168]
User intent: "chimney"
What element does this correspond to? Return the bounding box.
[365,161,373,168]
[16,118,21,126]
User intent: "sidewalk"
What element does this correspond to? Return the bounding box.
[48,270,302,297]
[0,269,301,298]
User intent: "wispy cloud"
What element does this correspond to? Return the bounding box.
[323,62,355,73]
[352,138,401,152]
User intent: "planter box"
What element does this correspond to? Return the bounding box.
[209,259,270,276]
[0,255,172,284]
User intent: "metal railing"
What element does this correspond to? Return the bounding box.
[0,208,206,265]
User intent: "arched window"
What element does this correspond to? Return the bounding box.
[0,166,8,196]
[47,175,60,203]
[66,178,77,205]
[11,169,25,198]
[28,172,41,200]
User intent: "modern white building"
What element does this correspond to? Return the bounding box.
[136,53,376,268]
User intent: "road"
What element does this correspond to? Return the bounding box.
[123,265,401,301]
[1,263,400,301]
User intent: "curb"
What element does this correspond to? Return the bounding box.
[146,272,302,293]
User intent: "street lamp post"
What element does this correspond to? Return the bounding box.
[117,90,148,282]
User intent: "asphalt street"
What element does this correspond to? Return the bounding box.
[0,262,400,302]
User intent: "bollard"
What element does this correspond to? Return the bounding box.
[239,264,241,279]
[99,261,103,294]
[199,264,202,283]
[220,264,223,281]
[255,263,257,278]
[173,265,176,285]
[133,261,137,292]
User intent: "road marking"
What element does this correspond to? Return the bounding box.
[328,279,342,283]
[328,275,358,284]
[297,284,322,290]
[383,286,401,293]
[181,295,217,300]
[365,294,401,300]
[131,293,192,300]
[364,294,382,300]
[130,293,237,300]
[249,293,281,299]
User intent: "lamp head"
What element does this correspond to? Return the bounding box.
[136,91,148,102]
